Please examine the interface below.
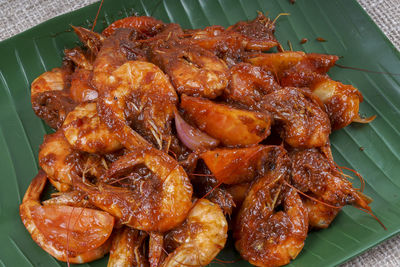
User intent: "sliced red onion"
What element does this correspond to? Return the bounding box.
[174,110,219,151]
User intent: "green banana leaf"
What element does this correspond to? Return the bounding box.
[0,0,399,266]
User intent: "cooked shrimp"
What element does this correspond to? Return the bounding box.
[282,72,364,130]
[20,170,114,263]
[162,199,228,267]
[151,43,228,99]
[181,94,271,146]
[190,13,278,64]
[98,61,178,150]
[262,87,331,148]
[64,47,93,70]
[227,63,280,108]
[75,147,193,232]
[226,12,278,51]
[31,68,76,129]
[234,176,308,266]
[247,51,306,75]
[302,197,340,229]
[149,232,165,267]
[39,130,105,191]
[247,51,338,76]
[62,102,122,154]
[108,227,148,267]
[92,28,146,92]
[42,190,95,208]
[72,26,105,55]
[69,68,99,103]
[289,147,372,212]
[102,16,165,37]
[64,47,99,103]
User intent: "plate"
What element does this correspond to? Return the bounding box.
[0,0,399,266]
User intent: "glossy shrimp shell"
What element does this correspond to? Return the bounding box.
[162,199,228,267]
[19,171,114,263]
[76,147,193,232]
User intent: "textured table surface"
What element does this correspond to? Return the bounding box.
[0,0,399,266]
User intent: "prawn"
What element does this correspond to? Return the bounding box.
[75,147,193,232]
[92,28,146,92]
[31,67,76,129]
[235,181,308,267]
[162,199,228,267]
[282,72,365,130]
[62,102,122,154]
[108,227,148,267]
[234,153,308,267]
[227,63,280,108]
[39,129,105,191]
[72,26,105,55]
[19,170,114,263]
[102,16,165,37]
[262,87,331,148]
[289,147,372,220]
[98,61,178,150]
[189,13,278,64]
[150,43,229,99]
[149,232,165,267]
[63,48,99,103]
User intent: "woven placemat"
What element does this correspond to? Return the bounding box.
[0,0,399,266]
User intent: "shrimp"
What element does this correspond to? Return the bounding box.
[162,199,228,267]
[262,87,331,148]
[150,43,229,99]
[62,102,122,154]
[31,68,76,129]
[63,48,99,103]
[19,170,114,263]
[42,190,95,208]
[302,197,340,229]
[181,94,271,146]
[64,47,93,70]
[227,63,280,108]
[149,232,165,267]
[226,12,279,51]
[72,26,105,55]
[289,147,372,213]
[39,129,105,191]
[228,145,308,266]
[98,61,178,150]
[282,72,364,130]
[102,16,165,37]
[189,13,278,64]
[108,227,148,267]
[75,147,193,232]
[247,51,338,76]
[92,28,146,92]
[235,180,308,267]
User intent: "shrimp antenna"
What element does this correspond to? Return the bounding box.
[283,180,342,209]
[272,13,290,25]
[354,206,387,230]
[91,0,105,31]
[335,64,400,76]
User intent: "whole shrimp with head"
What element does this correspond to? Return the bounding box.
[20,171,114,264]
[38,129,105,192]
[98,60,178,151]
[162,199,228,267]
[75,147,192,232]
[234,147,308,267]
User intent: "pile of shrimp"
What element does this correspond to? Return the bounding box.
[22,13,380,267]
